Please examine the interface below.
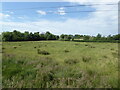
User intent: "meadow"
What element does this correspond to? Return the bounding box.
[2,41,119,88]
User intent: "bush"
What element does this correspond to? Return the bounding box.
[34,46,37,48]
[13,46,17,49]
[85,44,89,46]
[82,56,91,62]
[103,55,108,58]
[37,49,50,55]
[64,59,79,65]
[64,50,69,53]
[75,44,78,45]
[90,46,95,48]
[111,48,114,50]
[2,47,5,49]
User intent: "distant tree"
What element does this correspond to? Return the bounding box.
[96,33,102,40]
[40,34,46,40]
[83,35,90,40]
[60,34,65,40]
[74,34,81,39]
[24,31,29,41]
[113,34,120,40]
[2,30,120,42]
[2,32,13,41]
[12,30,22,41]
[34,32,40,41]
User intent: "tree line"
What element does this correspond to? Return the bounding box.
[1,30,120,43]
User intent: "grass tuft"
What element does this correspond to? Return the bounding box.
[82,56,91,62]
[37,49,50,55]
[64,50,70,53]
[64,59,79,65]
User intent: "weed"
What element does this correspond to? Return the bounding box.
[13,46,17,49]
[2,47,5,49]
[111,48,114,50]
[37,49,50,55]
[64,50,70,53]
[64,59,79,65]
[85,44,89,46]
[34,46,37,48]
[82,56,91,62]
[90,46,95,48]
[103,55,108,58]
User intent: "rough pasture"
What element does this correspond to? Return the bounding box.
[2,41,119,88]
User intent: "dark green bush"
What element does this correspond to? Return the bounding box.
[85,44,89,46]
[34,46,37,48]
[90,46,95,48]
[64,50,69,53]
[103,55,108,58]
[13,46,17,49]
[2,47,5,49]
[37,49,50,55]
[64,59,79,65]
[82,56,91,62]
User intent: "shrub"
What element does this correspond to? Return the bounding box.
[13,46,17,49]
[64,50,69,53]
[85,44,89,46]
[111,48,114,50]
[64,59,79,65]
[75,44,79,45]
[34,46,37,48]
[2,47,5,49]
[90,46,95,48]
[103,55,108,58]
[82,56,91,62]
[37,49,50,55]
[44,45,47,47]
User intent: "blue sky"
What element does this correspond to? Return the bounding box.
[0,1,118,36]
[2,2,95,22]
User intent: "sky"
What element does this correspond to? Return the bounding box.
[0,0,119,36]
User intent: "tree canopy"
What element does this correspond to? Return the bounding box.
[1,30,120,43]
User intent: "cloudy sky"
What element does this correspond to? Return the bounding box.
[0,0,119,36]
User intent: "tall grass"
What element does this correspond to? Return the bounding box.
[2,41,118,88]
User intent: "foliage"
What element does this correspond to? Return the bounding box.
[2,41,118,88]
[2,30,120,42]
[37,49,50,55]
[2,30,58,41]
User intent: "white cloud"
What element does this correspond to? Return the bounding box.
[62,0,118,34]
[59,7,65,10]
[57,7,66,15]
[0,13,10,17]
[0,13,10,20]
[0,0,118,36]
[0,16,117,36]
[37,10,46,15]
[18,17,25,19]
[63,0,119,3]
[6,11,14,14]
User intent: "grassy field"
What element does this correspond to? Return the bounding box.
[2,41,119,88]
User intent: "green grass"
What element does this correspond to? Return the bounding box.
[2,41,119,88]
